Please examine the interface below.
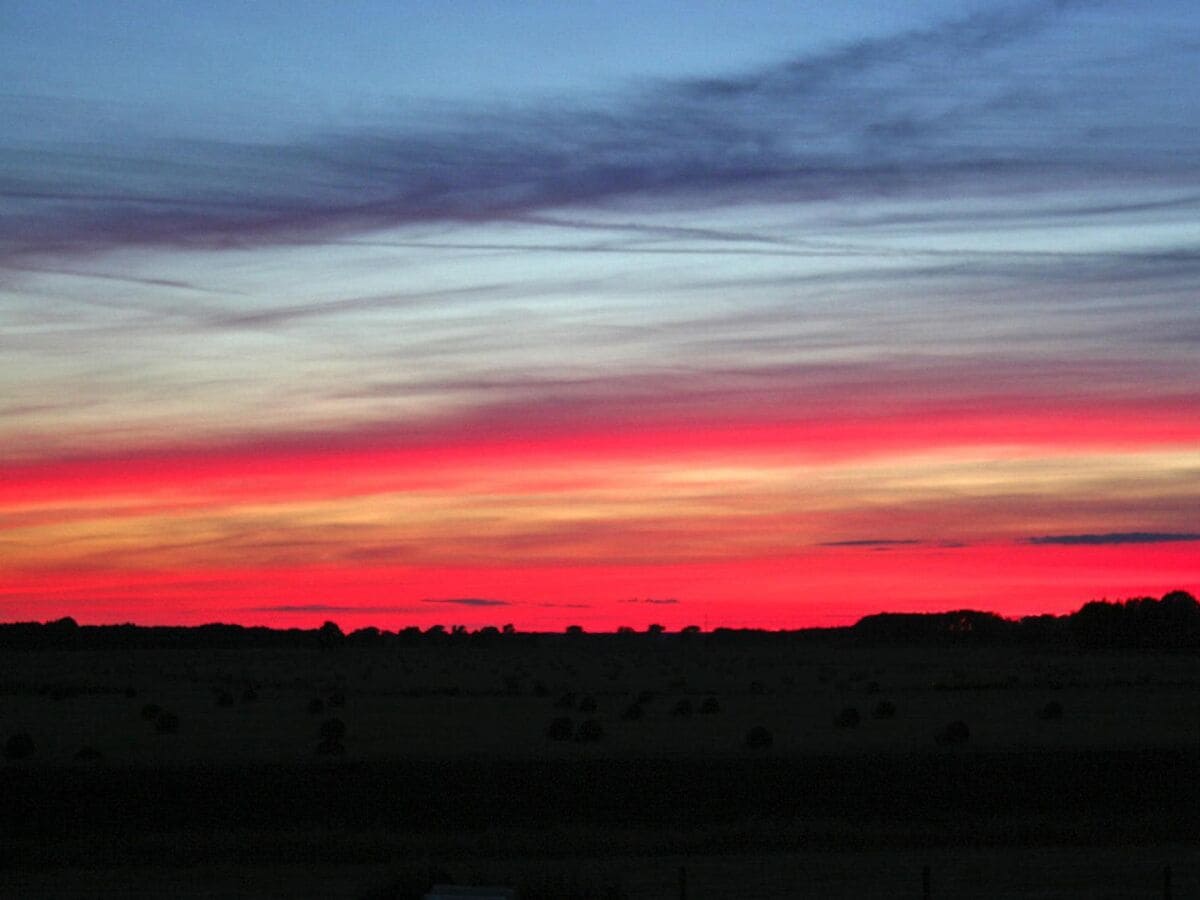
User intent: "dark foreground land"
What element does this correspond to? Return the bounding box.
[3,606,1200,897]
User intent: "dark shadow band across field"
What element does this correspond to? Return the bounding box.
[5,747,1200,863]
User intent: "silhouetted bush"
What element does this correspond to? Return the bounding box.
[871,700,897,719]
[936,720,970,745]
[140,703,162,721]
[307,698,325,715]
[577,718,604,743]
[4,732,35,760]
[1038,700,1064,721]
[546,717,573,741]
[154,711,180,734]
[744,725,773,750]
[672,698,693,717]
[74,745,103,762]
[319,718,346,742]
[834,706,861,728]
[620,703,644,721]
[578,695,597,714]
[700,696,720,714]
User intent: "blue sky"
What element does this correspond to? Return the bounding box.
[2,1,1198,628]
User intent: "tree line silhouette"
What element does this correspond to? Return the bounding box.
[0,590,1195,651]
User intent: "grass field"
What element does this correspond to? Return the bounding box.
[3,637,1199,896]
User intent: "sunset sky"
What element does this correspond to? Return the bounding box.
[2,1,1198,630]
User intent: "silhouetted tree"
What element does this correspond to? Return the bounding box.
[317,620,344,650]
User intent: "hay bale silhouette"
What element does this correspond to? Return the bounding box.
[546,716,573,741]
[316,738,346,756]
[871,700,897,719]
[699,696,721,714]
[1037,700,1064,721]
[936,720,970,745]
[744,725,773,750]
[834,706,861,728]
[620,703,644,721]
[319,718,346,742]
[576,718,604,742]
[4,732,35,760]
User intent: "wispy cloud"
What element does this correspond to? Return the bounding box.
[1026,532,1200,546]
[245,604,421,613]
[622,597,680,605]
[819,539,924,547]
[421,597,511,607]
[4,1,1193,259]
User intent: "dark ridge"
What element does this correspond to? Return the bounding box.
[0,590,1194,651]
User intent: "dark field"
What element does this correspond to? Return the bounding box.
[3,634,1200,897]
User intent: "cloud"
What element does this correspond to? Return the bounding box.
[421,597,511,607]
[1025,532,1200,546]
[245,604,421,613]
[622,597,680,605]
[5,1,1192,259]
[819,539,923,547]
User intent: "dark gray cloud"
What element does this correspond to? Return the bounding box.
[1025,532,1200,546]
[622,597,680,605]
[4,1,1194,260]
[421,597,511,607]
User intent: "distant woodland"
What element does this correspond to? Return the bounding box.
[2,590,1196,651]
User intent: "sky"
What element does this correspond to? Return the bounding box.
[1,0,1198,630]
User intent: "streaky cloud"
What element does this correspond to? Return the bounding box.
[1026,532,1200,546]
[4,1,1195,258]
[421,597,511,607]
